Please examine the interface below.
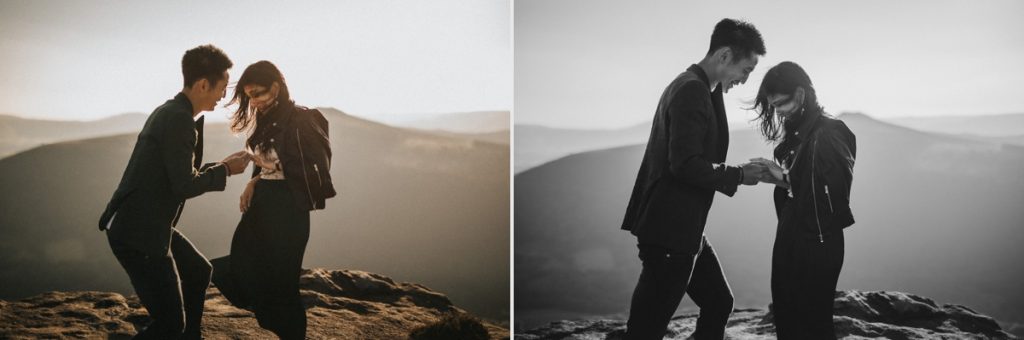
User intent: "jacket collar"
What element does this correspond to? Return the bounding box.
[687,64,725,97]
[173,92,205,166]
[688,64,711,89]
[274,100,297,128]
[684,64,729,155]
[173,92,193,113]
[194,115,205,168]
[791,110,822,142]
[259,100,297,133]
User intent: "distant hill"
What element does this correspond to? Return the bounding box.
[394,111,510,134]
[514,112,1024,335]
[467,129,510,145]
[936,133,1024,148]
[0,107,509,321]
[514,120,754,173]
[986,134,1024,146]
[0,113,148,159]
[514,123,650,173]
[424,129,509,145]
[884,113,1024,148]
[884,112,1024,137]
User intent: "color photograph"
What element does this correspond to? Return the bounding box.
[0,1,509,339]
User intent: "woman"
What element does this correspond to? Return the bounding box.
[211,60,336,339]
[748,61,856,339]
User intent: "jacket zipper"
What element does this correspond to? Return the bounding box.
[811,136,824,243]
[313,164,323,189]
[824,185,834,214]
[296,128,318,209]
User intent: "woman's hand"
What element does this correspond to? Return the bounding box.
[240,177,259,213]
[749,157,790,188]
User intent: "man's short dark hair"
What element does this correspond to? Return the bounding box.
[707,18,766,62]
[181,44,233,88]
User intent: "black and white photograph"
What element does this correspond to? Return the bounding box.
[514,0,1024,339]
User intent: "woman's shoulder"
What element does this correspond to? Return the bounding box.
[818,114,853,137]
[289,104,329,135]
[816,114,856,149]
[288,104,325,123]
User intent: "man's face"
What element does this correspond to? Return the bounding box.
[720,54,758,93]
[197,71,229,113]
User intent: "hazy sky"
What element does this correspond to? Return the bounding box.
[515,0,1024,129]
[0,0,510,122]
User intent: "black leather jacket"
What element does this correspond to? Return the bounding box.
[773,112,856,241]
[252,102,336,211]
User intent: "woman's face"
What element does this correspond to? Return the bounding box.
[243,82,280,114]
[767,87,805,119]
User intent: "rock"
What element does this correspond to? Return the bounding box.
[0,268,509,340]
[830,291,1011,340]
[410,313,493,340]
[517,290,1016,340]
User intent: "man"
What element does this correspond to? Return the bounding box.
[98,44,250,339]
[620,19,767,340]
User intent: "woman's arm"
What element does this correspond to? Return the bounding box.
[813,121,857,227]
[297,108,336,200]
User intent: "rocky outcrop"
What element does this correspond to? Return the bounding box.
[0,268,509,339]
[517,290,1016,340]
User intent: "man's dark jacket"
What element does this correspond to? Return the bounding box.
[98,93,228,257]
[622,64,742,254]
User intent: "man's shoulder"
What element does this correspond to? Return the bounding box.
[154,98,190,117]
[675,69,700,83]
[668,71,711,97]
[147,98,193,130]
[660,72,712,115]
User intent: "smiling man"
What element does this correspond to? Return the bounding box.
[98,44,251,339]
[620,18,767,340]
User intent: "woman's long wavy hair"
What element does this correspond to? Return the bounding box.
[750,61,824,143]
[227,60,291,153]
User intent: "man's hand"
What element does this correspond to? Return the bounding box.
[749,157,791,188]
[757,172,791,188]
[740,162,766,186]
[222,150,251,176]
[240,177,259,212]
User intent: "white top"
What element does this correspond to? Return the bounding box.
[250,146,285,180]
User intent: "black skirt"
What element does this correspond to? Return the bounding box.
[212,179,310,328]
